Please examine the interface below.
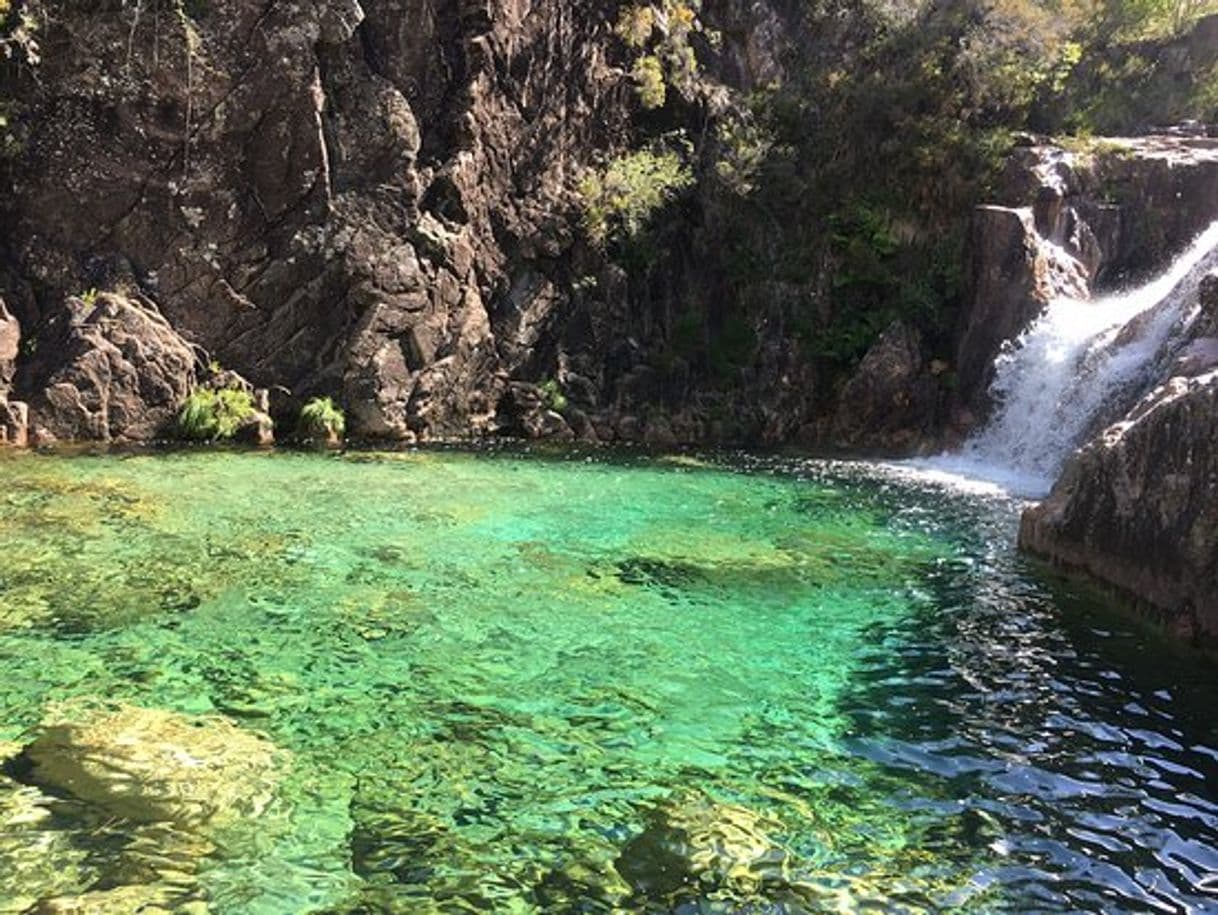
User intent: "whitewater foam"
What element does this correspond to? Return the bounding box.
[921,220,1218,498]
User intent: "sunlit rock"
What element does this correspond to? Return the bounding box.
[1021,369,1218,644]
[16,703,286,830]
[615,795,792,903]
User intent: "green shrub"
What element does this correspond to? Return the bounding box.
[298,396,346,441]
[615,4,655,48]
[579,147,694,244]
[176,388,255,441]
[632,55,667,109]
[615,2,703,107]
[539,379,568,413]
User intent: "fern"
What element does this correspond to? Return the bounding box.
[298,396,346,441]
[176,388,256,441]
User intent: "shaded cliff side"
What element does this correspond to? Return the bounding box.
[1,2,1216,447]
[2,0,636,442]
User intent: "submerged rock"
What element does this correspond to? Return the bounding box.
[0,768,93,913]
[1020,370,1218,645]
[27,885,207,915]
[15,703,286,830]
[0,705,291,910]
[615,795,793,905]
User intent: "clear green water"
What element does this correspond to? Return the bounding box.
[0,448,1215,913]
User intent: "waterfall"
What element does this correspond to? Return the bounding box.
[924,220,1218,497]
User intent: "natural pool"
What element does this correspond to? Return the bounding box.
[0,448,1215,914]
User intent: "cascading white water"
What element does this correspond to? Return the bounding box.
[924,220,1218,497]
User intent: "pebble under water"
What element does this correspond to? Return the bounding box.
[0,447,1215,913]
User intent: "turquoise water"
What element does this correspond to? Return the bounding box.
[0,448,1215,913]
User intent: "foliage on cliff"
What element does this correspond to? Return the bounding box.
[602,0,1218,392]
[298,397,346,443]
[579,145,694,245]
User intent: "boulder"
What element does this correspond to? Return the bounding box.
[0,298,19,397]
[235,389,276,447]
[24,294,198,442]
[0,399,29,447]
[828,321,937,453]
[496,382,574,441]
[643,415,678,448]
[15,703,286,830]
[1020,370,1218,644]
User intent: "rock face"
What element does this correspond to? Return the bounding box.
[955,206,1059,405]
[21,293,198,442]
[954,136,1218,419]
[0,1,1214,452]
[1020,370,1218,645]
[827,321,938,452]
[0,0,633,442]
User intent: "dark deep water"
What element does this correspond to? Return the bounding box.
[0,447,1215,913]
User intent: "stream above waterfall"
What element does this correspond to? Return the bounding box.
[1,447,1216,913]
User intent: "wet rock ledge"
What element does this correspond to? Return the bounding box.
[1020,369,1218,646]
[1020,274,1218,646]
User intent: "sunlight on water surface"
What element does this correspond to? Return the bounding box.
[0,448,1215,913]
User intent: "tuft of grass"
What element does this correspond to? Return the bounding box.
[176,388,255,441]
[298,396,346,441]
[539,379,568,413]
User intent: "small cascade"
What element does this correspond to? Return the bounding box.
[929,220,1218,496]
